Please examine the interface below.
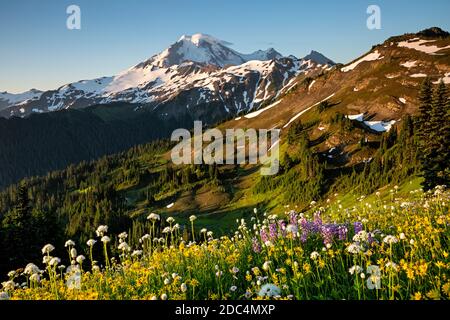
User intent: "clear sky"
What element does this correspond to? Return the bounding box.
[1,0,449,93]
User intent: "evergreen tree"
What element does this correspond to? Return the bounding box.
[416,77,433,135]
[2,183,34,267]
[420,81,449,190]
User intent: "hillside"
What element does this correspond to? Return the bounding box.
[0,27,449,288]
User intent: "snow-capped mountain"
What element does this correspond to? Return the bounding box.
[0,89,43,111]
[147,33,283,68]
[1,33,335,119]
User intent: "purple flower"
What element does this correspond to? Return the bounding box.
[260,229,269,243]
[354,222,363,234]
[269,223,278,240]
[252,237,262,253]
[321,225,334,245]
[313,212,323,233]
[338,225,348,241]
[277,221,287,237]
[289,211,298,225]
[299,218,310,242]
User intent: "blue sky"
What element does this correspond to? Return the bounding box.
[1,0,449,93]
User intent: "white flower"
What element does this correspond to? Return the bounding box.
[131,250,143,257]
[286,224,298,234]
[349,265,362,275]
[162,227,171,234]
[150,295,157,300]
[310,251,320,260]
[166,217,175,224]
[161,293,168,300]
[230,286,237,292]
[43,256,52,264]
[200,228,207,234]
[181,283,187,293]
[253,208,258,214]
[96,225,108,237]
[231,267,239,274]
[0,291,9,300]
[346,243,362,255]
[386,261,399,271]
[262,261,271,271]
[70,248,78,259]
[41,244,55,255]
[87,239,97,247]
[49,257,61,266]
[360,273,366,279]
[172,224,180,231]
[189,215,197,222]
[119,232,128,240]
[383,235,399,245]
[399,233,406,240]
[24,263,40,275]
[101,236,111,243]
[7,271,15,278]
[353,231,369,243]
[118,242,130,251]
[65,240,75,247]
[207,231,213,237]
[76,255,85,264]
[164,278,171,285]
[410,239,415,245]
[171,273,178,279]
[147,213,160,221]
[1,280,15,292]
[92,266,100,272]
[215,271,223,277]
[264,240,274,247]
[258,284,281,297]
[29,273,40,283]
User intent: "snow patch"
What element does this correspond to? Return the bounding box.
[346,113,396,132]
[341,51,383,72]
[283,93,335,128]
[347,113,364,121]
[433,72,450,84]
[244,99,283,119]
[410,73,427,78]
[398,39,450,55]
[400,61,417,68]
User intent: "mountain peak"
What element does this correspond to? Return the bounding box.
[148,33,286,68]
[416,27,450,39]
[303,50,336,65]
[178,33,233,47]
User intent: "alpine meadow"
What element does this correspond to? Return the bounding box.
[0,1,449,303]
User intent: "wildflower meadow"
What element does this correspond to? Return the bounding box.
[1,186,449,300]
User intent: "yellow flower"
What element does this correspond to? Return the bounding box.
[303,263,311,274]
[406,269,415,280]
[318,260,325,269]
[418,263,428,276]
[412,292,422,300]
[426,290,440,300]
[442,282,450,297]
